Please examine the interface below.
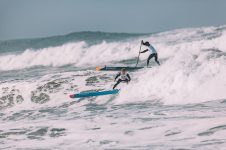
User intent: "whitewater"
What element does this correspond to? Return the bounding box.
[0,26,226,149]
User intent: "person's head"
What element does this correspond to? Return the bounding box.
[121,68,126,74]
[144,41,150,46]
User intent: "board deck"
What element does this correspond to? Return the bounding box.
[69,89,119,98]
[96,66,144,71]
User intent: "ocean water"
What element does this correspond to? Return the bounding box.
[0,26,226,150]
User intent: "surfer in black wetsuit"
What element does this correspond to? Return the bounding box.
[113,68,131,89]
[140,40,160,67]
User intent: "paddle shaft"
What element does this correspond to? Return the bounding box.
[135,42,142,67]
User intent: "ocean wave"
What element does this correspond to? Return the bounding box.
[0,40,141,71]
[0,25,226,108]
[0,31,146,53]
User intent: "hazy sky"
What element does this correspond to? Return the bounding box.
[0,0,226,40]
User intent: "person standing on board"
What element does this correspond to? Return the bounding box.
[140,40,160,67]
[113,68,131,89]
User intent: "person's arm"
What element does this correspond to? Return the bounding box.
[114,73,120,81]
[126,74,131,82]
[140,49,148,53]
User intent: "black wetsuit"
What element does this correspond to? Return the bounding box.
[147,53,160,66]
[113,72,131,89]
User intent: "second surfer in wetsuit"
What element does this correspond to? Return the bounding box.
[113,69,131,89]
[140,40,160,67]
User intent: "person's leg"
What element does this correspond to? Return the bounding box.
[147,54,155,67]
[154,53,160,65]
[113,79,122,89]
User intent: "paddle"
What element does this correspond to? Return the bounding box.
[135,41,142,67]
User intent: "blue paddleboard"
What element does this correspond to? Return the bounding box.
[69,89,119,98]
[96,66,144,71]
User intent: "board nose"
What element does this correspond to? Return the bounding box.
[96,67,101,71]
[69,94,74,98]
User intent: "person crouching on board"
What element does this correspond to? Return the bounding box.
[113,68,131,89]
[140,40,160,67]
